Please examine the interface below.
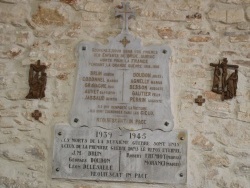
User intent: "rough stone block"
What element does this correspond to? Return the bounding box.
[187,23,201,30]
[204,154,230,167]
[6,90,27,100]
[84,2,109,13]
[233,60,250,68]
[2,150,27,162]
[208,7,245,23]
[175,67,206,78]
[220,0,250,4]
[81,12,99,21]
[18,125,35,132]
[0,134,9,144]
[0,44,25,59]
[237,22,250,30]
[204,91,221,100]
[27,162,45,172]
[224,148,249,158]
[229,35,250,42]
[16,31,34,47]
[246,6,250,20]
[226,8,245,23]
[237,112,250,122]
[32,7,66,26]
[182,57,197,64]
[157,27,174,39]
[139,9,186,21]
[233,163,250,177]
[0,45,21,59]
[208,101,230,112]
[240,102,250,112]
[0,76,7,89]
[7,46,23,59]
[206,169,219,180]
[25,145,45,160]
[56,72,69,80]
[0,98,19,110]
[0,121,14,128]
[247,53,250,58]
[0,24,17,45]
[0,110,18,117]
[54,62,76,70]
[22,101,36,109]
[179,48,202,56]
[188,36,212,42]
[0,176,33,188]
[192,134,214,150]
[60,0,77,5]
[208,8,227,23]
[219,0,241,3]
[157,27,187,39]
[0,0,27,3]
[221,51,238,56]
[0,3,30,25]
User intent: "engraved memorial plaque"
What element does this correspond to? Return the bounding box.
[70,1,173,131]
[52,125,187,184]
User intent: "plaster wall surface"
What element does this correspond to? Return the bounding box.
[0,0,249,188]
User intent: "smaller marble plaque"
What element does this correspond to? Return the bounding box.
[52,124,187,184]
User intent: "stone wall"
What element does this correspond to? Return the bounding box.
[0,0,249,188]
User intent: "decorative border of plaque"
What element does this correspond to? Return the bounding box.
[52,124,187,184]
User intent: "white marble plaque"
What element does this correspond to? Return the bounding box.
[70,33,173,131]
[52,125,187,184]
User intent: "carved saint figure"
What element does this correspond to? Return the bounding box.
[233,69,238,96]
[26,60,47,99]
[225,69,238,99]
[221,58,228,92]
[212,64,221,93]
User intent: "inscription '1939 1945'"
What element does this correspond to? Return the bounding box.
[53,125,187,184]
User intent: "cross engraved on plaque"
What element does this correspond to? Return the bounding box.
[115,1,135,33]
[120,36,130,47]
